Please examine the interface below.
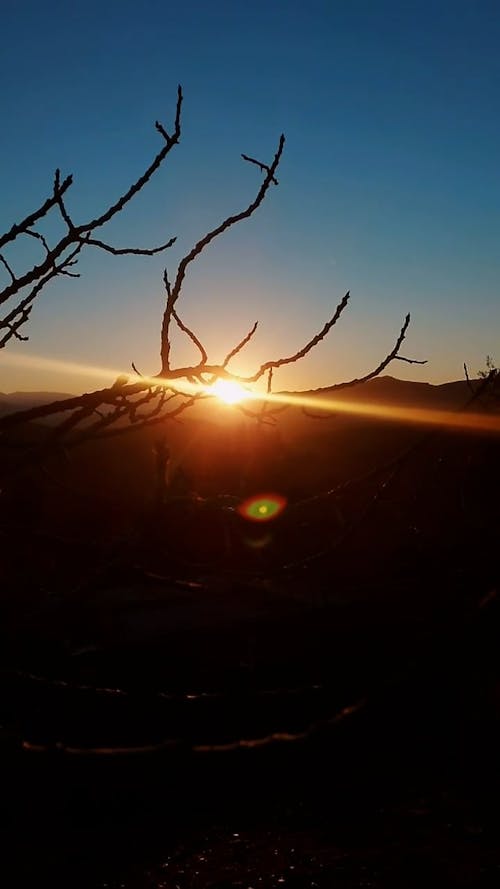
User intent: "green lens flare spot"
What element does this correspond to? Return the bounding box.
[238,493,287,522]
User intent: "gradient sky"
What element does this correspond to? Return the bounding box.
[1,0,499,394]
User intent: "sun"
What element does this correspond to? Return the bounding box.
[209,379,253,405]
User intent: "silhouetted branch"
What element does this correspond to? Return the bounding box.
[24,228,52,257]
[241,152,279,185]
[0,381,151,432]
[77,85,183,234]
[394,355,428,365]
[237,291,351,384]
[160,134,285,373]
[0,243,83,346]
[464,362,476,395]
[172,309,208,365]
[0,171,73,251]
[77,393,203,443]
[85,235,177,256]
[222,320,258,368]
[53,168,74,230]
[0,254,15,283]
[0,96,426,451]
[276,313,414,397]
[0,86,183,342]
[1,321,29,343]
[267,367,273,394]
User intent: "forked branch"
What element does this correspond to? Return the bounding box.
[0,86,183,346]
[275,313,425,397]
[159,134,285,373]
[222,321,258,368]
[0,94,426,451]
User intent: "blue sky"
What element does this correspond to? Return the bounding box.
[1,0,499,393]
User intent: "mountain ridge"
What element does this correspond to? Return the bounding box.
[0,376,479,423]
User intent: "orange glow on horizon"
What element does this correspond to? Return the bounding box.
[266,390,500,435]
[2,350,500,436]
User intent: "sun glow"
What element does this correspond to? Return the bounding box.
[208,379,253,405]
[4,351,500,437]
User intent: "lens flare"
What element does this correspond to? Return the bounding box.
[238,493,287,522]
[209,379,253,405]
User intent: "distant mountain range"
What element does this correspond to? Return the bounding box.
[0,377,478,423]
[0,390,74,417]
[320,376,474,409]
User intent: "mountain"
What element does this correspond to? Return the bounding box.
[311,376,473,409]
[0,377,479,428]
[0,391,74,417]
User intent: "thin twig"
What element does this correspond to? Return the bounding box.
[241,152,279,185]
[236,291,351,384]
[395,355,427,365]
[172,309,208,364]
[160,134,285,373]
[0,173,73,251]
[85,235,176,256]
[0,254,16,283]
[0,87,183,317]
[276,313,413,396]
[222,321,258,368]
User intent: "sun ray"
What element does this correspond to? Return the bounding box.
[2,350,500,435]
[265,390,500,435]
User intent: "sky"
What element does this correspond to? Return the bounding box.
[1,0,499,394]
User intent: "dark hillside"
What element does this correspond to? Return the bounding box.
[1,376,500,888]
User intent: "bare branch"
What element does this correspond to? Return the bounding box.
[1,320,29,343]
[276,313,413,397]
[85,235,176,257]
[0,172,73,251]
[395,355,428,365]
[237,291,351,384]
[53,168,75,230]
[0,243,83,346]
[77,85,183,235]
[267,367,273,394]
[163,268,172,297]
[160,134,285,373]
[0,254,16,283]
[464,362,476,395]
[0,306,33,348]
[241,153,279,185]
[222,320,258,368]
[24,228,51,256]
[71,393,203,444]
[172,308,208,364]
[0,94,428,453]
[0,380,151,433]
[0,86,183,333]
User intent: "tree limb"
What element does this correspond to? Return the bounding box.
[275,313,413,396]
[160,134,285,373]
[0,171,73,251]
[222,320,258,368]
[0,86,183,339]
[84,235,176,257]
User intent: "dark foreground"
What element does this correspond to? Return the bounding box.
[1,572,500,889]
[1,401,500,886]
[2,674,500,888]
